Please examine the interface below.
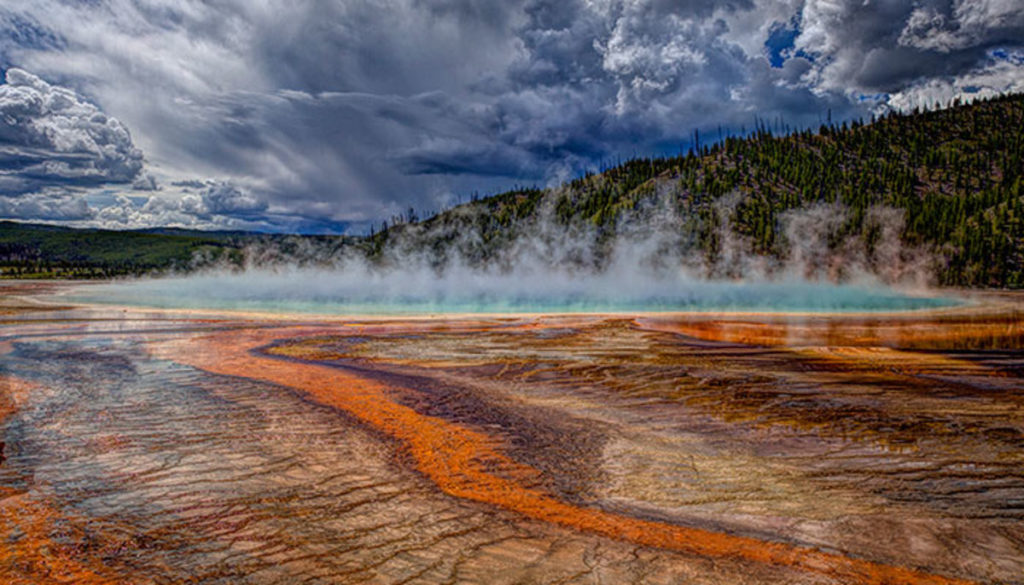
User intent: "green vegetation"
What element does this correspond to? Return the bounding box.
[0,222,242,278]
[370,93,1024,287]
[2,93,1022,287]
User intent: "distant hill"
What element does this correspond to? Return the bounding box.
[2,93,1022,286]
[131,227,260,238]
[0,222,361,279]
[0,221,245,278]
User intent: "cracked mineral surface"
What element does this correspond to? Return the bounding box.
[1,282,1022,584]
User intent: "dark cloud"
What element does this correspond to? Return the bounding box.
[0,11,64,66]
[200,182,266,216]
[131,173,159,191]
[794,0,1024,94]
[170,179,206,189]
[0,0,1020,231]
[0,186,93,220]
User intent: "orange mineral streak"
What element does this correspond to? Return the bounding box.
[162,327,977,585]
[635,315,1015,382]
[0,376,125,585]
[0,375,37,420]
[796,345,1008,381]
[638,313,1024,349]
[0,495,128,585]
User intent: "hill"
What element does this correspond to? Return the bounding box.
[0,222,363,279]
[2,93,1022,286]
[0,222,244,278]
[368,93,1024,288]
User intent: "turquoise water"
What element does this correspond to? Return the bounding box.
[69,274,961,315]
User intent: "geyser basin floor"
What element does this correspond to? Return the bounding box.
[1,282,1022,584]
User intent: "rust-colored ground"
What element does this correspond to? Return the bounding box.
[2,285,1022,584]
[0,375,134,585]
[156,316,1009,585]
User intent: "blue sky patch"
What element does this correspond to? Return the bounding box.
[764,17,800,68]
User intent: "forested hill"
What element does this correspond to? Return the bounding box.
[2,93,1023,287]
[0,222,242,278]
[369,92,1024,288]
[0,222,363,279]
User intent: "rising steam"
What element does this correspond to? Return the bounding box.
[70,194,957,315]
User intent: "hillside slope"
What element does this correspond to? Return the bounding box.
[370,93,1024,287]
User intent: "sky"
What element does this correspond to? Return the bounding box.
[0,0,1022,234]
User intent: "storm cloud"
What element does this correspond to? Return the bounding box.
[0,0,1021,231]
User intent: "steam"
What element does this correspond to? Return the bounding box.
[779,204,935,287]
[75,194,956,315]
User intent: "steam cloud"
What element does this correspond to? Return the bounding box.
[78,196,954,315]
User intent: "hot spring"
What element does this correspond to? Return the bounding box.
[64,267,961,315]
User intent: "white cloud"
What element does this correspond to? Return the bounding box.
[0,68,144,185]
[899,1,1024,53]
[594,3,708,112]
[884,54,1024,112]
[88,183,272,231]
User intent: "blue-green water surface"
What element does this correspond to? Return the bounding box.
[68,274,962,315]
